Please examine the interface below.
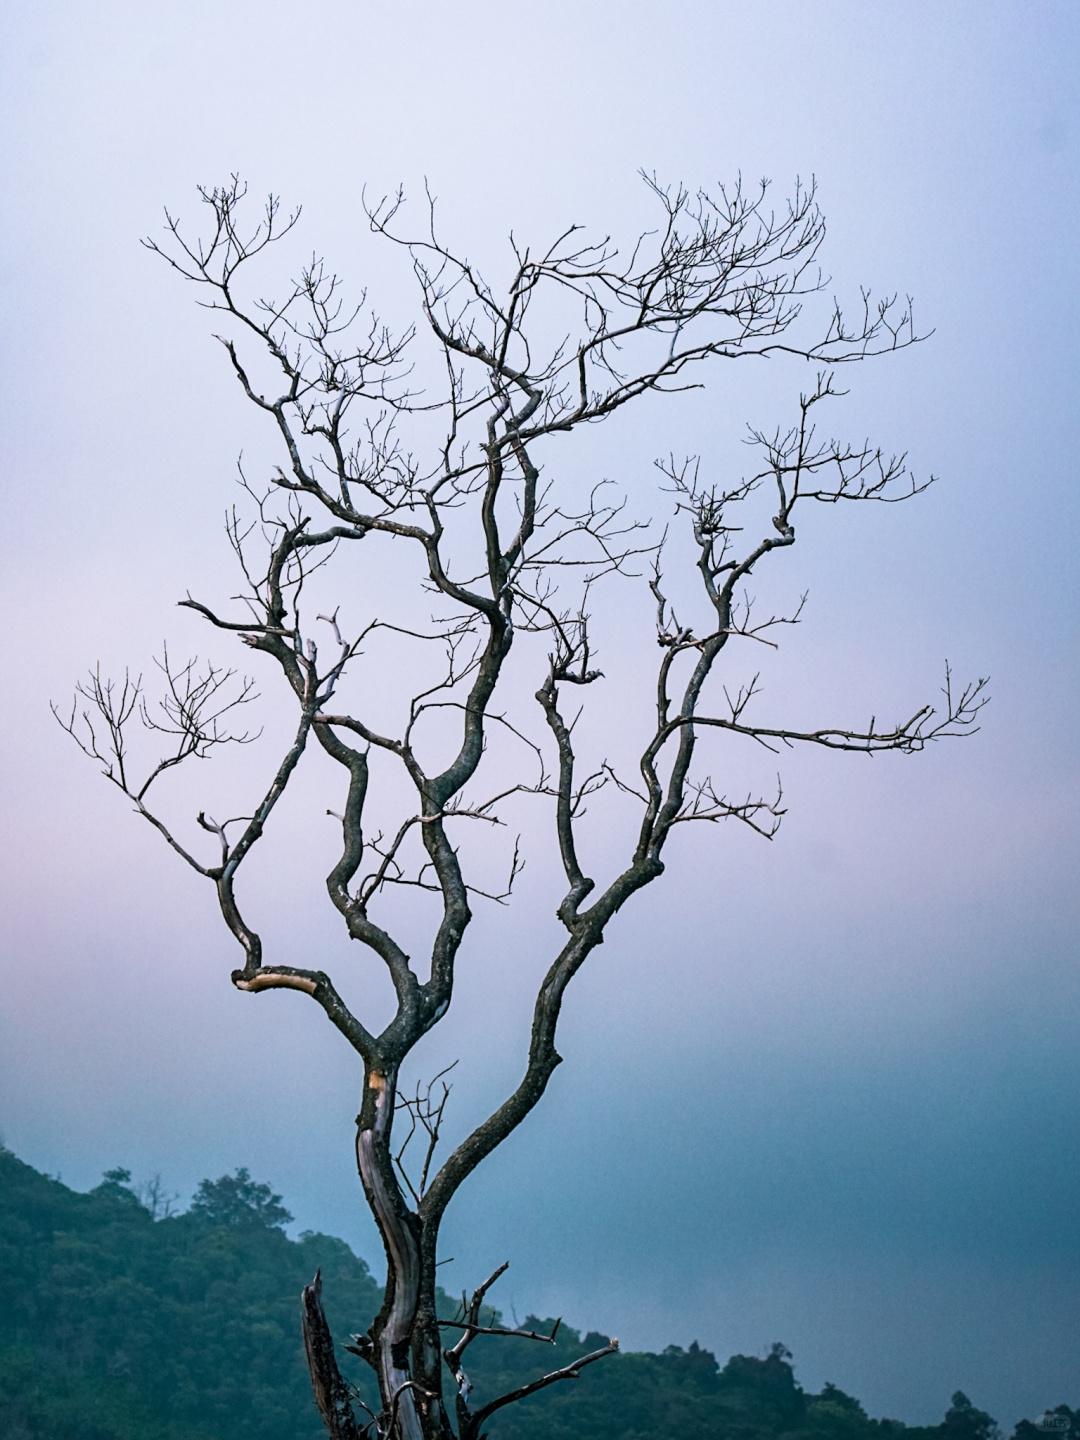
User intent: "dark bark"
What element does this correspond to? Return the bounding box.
[302,1271,362,1440]
[460,1339,620,1440]
[59,176,987,1439]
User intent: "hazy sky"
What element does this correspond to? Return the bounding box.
[2,0,1079,1427]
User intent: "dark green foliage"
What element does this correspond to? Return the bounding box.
[0,1146,381,1440]
[189,1169,293,1230]
[943,1393,1001,1440]
[1014,1410,1079,1440]
[0,1145,1072,1440]
[456,1328,882,1440]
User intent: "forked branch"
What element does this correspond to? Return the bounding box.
[59,172,984,1440]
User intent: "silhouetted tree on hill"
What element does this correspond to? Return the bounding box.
[190,1170,293,1230]
[60,174,986,1438]
[3,1147,1074,1440]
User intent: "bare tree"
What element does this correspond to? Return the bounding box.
[58,174,986,1440]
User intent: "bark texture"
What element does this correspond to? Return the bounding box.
[61,175,987,1438]
[302,1271,361,1440]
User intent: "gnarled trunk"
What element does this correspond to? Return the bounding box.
[116,168,973,1440]
[355,1066,450,1440]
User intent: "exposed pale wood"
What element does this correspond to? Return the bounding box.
[58,175,987,1440]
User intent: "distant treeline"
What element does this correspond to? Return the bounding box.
[0,1145,1073,1440]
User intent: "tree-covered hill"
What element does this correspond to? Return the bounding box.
[0,1146,382,1439]
[1,1145,1074,1440]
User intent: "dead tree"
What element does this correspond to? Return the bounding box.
[58,174,986,1440]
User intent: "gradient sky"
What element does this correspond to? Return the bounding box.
[2,1,1079,1428]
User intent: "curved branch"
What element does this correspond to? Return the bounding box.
[465,1339,619,1435]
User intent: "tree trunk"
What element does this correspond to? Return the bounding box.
[356,1066,449,1440]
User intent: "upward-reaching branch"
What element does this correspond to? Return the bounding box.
[60,173,981,1440]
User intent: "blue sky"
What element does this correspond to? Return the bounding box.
[1,0,1078,1426]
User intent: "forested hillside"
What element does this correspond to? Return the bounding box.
[1,1146,1073,1440]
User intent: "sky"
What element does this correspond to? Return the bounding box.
[1,0,1079,1427]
